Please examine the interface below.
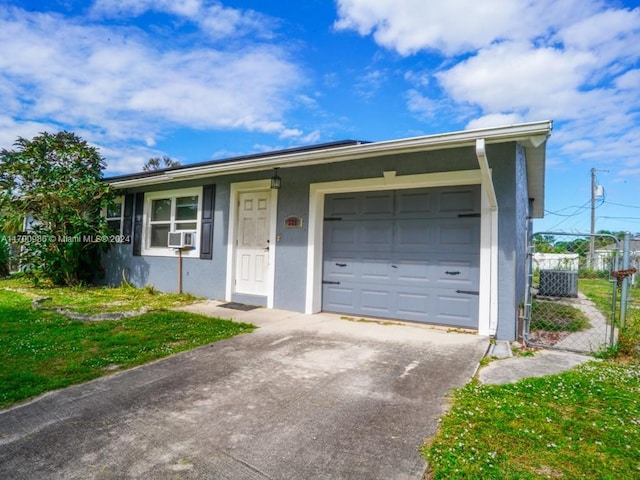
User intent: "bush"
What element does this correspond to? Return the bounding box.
[618,309,640,359]
[0,236,10,277]
[0,132,114,286]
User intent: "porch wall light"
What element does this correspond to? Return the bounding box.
[270,168,282,189]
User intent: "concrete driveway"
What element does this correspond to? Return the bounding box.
[0,305,488,479]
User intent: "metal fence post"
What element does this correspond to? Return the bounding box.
[620,232,631,328]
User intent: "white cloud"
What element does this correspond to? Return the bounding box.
[335,0,640,147]
[0,5,304,171]
[279,128,304,139]
[466,113,525,130]
[91,0,275,40]
[355,69,388,99]
[436,43,597,118]
[334,0,593,56]
[335,0,640,184]
[299,130,322,144]
[0,115,58,151]
[405,89,438,118]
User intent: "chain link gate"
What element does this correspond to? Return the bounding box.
[523,232,621,354]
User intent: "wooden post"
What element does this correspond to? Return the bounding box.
[178,248,183,294]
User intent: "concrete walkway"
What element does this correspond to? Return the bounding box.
[554,293,615,352]
[0,303,489,480]
[478,346,595,385]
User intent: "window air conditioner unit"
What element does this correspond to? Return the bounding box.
[167,231,196,249]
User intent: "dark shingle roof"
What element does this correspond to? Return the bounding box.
[105,139,368,182]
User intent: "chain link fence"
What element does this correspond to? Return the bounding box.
[523,232,629,354]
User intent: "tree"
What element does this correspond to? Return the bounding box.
[0,198,24,276]
[142,156,181,171]
[532,234,556,253]
[0,131,115,285]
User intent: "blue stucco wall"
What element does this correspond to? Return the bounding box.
[103,143,526,339]
[485,143,522,340]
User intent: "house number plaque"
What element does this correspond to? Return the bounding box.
[284,216,303,229]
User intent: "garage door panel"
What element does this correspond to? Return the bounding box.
[396,191,433,215]
[323,186,480,328]
[437,221,479,250]
[325,224,358,248]
[326,196,358,216]
[439,189,477,213]
[361,258,392,281]
[395,220,432,249]
[394,258,430,283]
[436,257,478,285]
[361,221,394,249]
[436,293,477,328]
[362,193,394,216]
[361,289,392,315]
[396,292,430,318]
[324,256,356,280]
[324,285,356,310]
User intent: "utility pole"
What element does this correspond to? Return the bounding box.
[589,168,595,269]
[589,168,608,270]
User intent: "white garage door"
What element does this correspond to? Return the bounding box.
[322,186,481,328]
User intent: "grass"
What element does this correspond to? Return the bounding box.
[0,278,256,409]
[580,277,618,320]
[580,276,640,358]
[1,274,200,314]
[530,300,591,332]
[424,276,640,478]
[423,361,640,479]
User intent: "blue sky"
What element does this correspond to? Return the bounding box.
[1,0,639,233]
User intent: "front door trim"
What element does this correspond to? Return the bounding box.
[226,180,277,308]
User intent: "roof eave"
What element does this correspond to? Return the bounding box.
[109,120,553,190]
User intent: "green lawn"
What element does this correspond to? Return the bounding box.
[0,279,255,408]
[0,274,202,314]
[423,361,640,479]
[424,276,640,478]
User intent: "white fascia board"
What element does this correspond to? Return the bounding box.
[109,120,553,189]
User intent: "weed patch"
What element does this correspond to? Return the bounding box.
[530,300,590,332]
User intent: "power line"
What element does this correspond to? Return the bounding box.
[604,201,640,209]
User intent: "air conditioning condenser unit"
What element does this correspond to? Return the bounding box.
[538,270,579,297]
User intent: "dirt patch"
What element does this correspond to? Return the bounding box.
[527,329,572,345]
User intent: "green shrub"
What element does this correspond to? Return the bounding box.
[0,236,10,277]
[618,308,640,359]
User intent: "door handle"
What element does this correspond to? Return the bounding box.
[445,271,461,275]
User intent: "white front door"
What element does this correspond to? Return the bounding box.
[235,190,271,295]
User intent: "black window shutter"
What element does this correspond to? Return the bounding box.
[122,193,134,243]
[133,192,144,256]
[200,184,215,260]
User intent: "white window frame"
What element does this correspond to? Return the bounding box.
[104,196,124,235]
[141,187,203,257]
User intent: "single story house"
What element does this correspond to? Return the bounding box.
[103,120,553,340]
